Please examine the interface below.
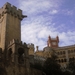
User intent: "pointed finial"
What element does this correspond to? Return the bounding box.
[47,35,51,47]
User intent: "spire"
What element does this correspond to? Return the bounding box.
[56,35,59,43]
[47,35,51,47]
[36,46,39,51]
[48,35,51,39]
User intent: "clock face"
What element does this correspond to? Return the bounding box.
[52,42,56,45]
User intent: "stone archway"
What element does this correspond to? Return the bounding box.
[18,48,24,64]
[8,48,12,61]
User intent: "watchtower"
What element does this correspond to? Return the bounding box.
[0,2,30,75]
[0,2,27,51]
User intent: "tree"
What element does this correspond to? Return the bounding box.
[67,59,75,75]
[43,55,62,75]
[62,70,71,75]
[33,62,43,70]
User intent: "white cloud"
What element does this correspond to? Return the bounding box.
[18,0,62,15]
[49,9,58,15]
[18,0,75,50]
[21,21,75,50]
[61,9,74,16]
[59,31,75,46]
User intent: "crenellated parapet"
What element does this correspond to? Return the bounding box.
[0,2,27,20]
[27,43,34,48]
[8,39,27,47]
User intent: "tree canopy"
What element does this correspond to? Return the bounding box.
[43,55,62,75]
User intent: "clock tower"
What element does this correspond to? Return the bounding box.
[47,35,59,48]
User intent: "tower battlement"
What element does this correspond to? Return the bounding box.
[27,43,34,48]
[8,39,27,47]
[0,2,27,20]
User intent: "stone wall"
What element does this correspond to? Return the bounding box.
[30,68,42,75]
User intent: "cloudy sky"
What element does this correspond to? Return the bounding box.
[0,0,75,50]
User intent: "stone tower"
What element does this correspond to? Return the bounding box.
[0,2,27,51]
[27,43,34,55]
[47,35,59,48]
[0,2,30,75]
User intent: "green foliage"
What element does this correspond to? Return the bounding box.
[67,60,75,75]
[31,53,72,75]
[33,62,43,70]
[43,57,62,75]
[62,71,71,75]
[67,61,75,71]
[30,62,43,70]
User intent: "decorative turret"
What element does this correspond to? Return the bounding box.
[56,35,59,43]
[36,46,39,51]
[47,35,59,48]
[47,35,51,47]
[27,43,34,55]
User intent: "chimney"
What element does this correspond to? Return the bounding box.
[36,46,39,51]
[56,36,59,43]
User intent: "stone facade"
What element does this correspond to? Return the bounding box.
[55,45,75,68]
[0,2,30,75]
[29,36,75,69]
[0,2,75,75]
[0,2,27,50]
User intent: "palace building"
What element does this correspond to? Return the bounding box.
[28,35,75,68]
[0,2,75,75]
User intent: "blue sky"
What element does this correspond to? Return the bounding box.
[0,0,75,50]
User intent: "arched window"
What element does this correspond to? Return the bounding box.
[61,59,64,63]
[8,48,12,61]
[18,48,24,64]
[68,50,70,53]
[60,51,62,55]
[58,59,61,63]
[74,49,75,52]
[71,50,73,53]
[69,58,72,61]
[57,52,59,55]
[64,59,67,62]
[0,48,2,62]
[63,51,65,54]
[72,57,74,61]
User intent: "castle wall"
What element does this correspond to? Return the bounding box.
[6,65,29,75]
[5,13,21,48]
[30,68,42,75]
[0,14,6,49]
[0,2,27,50]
